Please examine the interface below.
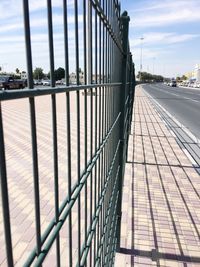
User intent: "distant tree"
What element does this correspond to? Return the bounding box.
[16,68,20,74]
[176,76,181,82]
[0,66,2,72]
[33,67,44,80]
[13,74,21,79]
[54,67,65,80]
[47,68,65,81]
[137,71,164,83]
[181,75,187,81]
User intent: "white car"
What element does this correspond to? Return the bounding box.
[188,83,193,88]
[42,80,51,86]
[55,80,63,85]
[196,82,200,88]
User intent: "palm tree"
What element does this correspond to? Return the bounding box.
[16,68,20,74]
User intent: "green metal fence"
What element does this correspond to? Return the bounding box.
[0,0,135,266]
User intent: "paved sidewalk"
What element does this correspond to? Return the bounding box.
[115,86,200,267]
[0,92,90,266]
[1,86,200,266]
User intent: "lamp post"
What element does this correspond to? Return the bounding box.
[153,57,155,75]
[0,63,7,73]
[139,37,144,81]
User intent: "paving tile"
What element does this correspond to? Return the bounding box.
[1,86,200,266]
[115,86,200,267]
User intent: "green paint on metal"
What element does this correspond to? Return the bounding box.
[0,2,135,266]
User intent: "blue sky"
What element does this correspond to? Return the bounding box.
[122,0,200,77]
[0,0,200,78]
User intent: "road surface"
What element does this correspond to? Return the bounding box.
[142,83,200,139]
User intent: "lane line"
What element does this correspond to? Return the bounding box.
[147,85,200,103]
[142,86,200,168]
[183,149,198,166]
[144,87,200,143]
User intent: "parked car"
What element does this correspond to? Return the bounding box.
[181,81,189,87]
[188,83,194,88]
[42,80,51,86]
[193,82,200,88]
[34,79,43,85]
[169,80,176,87]
[55,80,63,85]
[0,76,26,90]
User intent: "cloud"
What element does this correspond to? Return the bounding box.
[29,0,75,12]
[0,13,83,34]
[131,0,195,12]
[131,47,158,61]
[131,32,199,47]
[0,0,75,20]
[129,0,200,28]
[0,22,23,34]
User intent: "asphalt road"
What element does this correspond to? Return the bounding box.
[142,83,200,139]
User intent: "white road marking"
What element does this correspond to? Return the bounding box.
[183,149,198,166]
[144,89,200,143]
[169,130,176,137]
[150,86,200,103]
[142,87,200,167]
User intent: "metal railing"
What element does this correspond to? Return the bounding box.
[0,0,135,266]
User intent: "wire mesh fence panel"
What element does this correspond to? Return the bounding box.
[0,0,135,266]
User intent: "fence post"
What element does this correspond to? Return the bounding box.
[130,62,136,122]
[116,11,130,251]
[129,57,135,133]
[125,53,133,162]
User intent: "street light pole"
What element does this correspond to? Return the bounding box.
[140,37,144,81]
[153,57,155,75]
[0,63,7,73]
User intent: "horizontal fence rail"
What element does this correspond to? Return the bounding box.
[0,0,135,266]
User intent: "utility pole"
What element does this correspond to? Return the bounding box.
[140,37,144,81]
[153,57,155,75]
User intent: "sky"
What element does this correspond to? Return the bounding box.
[121,0,200,77]
[0,0,200,78]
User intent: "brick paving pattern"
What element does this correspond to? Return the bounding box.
[0,92,95,266]
[1,86,200,266]
[115,86,200,267]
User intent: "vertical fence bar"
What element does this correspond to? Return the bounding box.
[104,0,109,259]
[23,0,34,89]
[88,1,93,265]
[23,0,42,259]
[116,11,130,250]
[101,0,105,263]
[51,94,60,267]
[47,0,55,87]
[29,100,42,258]
[97,1,102,261]
[83,1,88,264]
[74,0,81,265]
[94,2,98,264]
[0,104,14,267]
[66,94,72,267]
[87,0,92,86]
[63,1,73,266]
[63,0,69,87]
[83,0,88,263]
[47,1,61,265]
